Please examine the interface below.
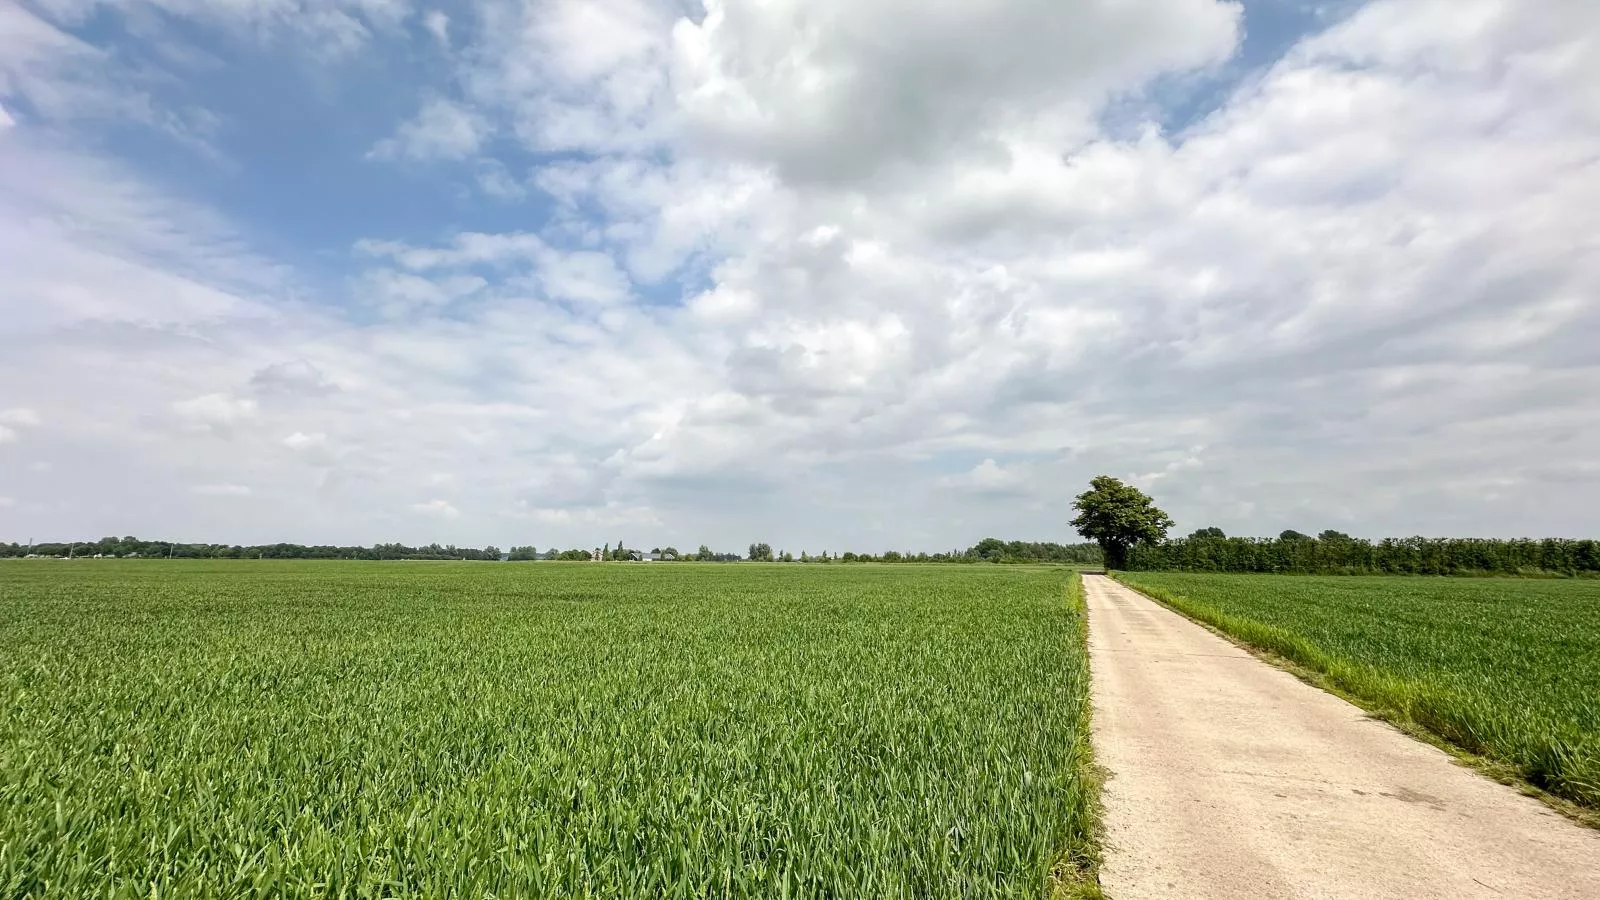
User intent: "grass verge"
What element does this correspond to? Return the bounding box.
[1050,571,1108,900]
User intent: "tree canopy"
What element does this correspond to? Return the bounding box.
[1069,476,1174,569]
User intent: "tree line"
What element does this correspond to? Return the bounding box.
[1126,532,1600,576]
[1,536,1102,565]
[1068,475,1600,576]
[0,538,504,561]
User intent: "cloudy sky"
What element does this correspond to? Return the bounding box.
[1,0,1596,552]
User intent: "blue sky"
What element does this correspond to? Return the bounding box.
[2,0,1597,550]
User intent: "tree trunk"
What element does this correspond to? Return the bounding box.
[1103,541,1129,570]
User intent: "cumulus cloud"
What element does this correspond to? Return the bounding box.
[412,498,461,519]
[355,232,633,307]
[673,0,1241,184]
[422,10,450,47]
[172,393,257,426]
[192,483,251,496]
[370,95,492,161]
[3,0,1598,550]
[939,459,1030,496]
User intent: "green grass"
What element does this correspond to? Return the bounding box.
[1113,572,1600,810]
[0,561,1095,898]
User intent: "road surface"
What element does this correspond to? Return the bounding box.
[1085,573,1600,899]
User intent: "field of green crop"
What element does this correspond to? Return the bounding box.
[0,561,1094,898]
[1113,573,1600,809]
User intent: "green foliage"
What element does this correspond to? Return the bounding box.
[1069,476,1174,569]
[1115,573,1600,809]
[965,538,1102,565]
[0,561,1095,898]
[4,537,1104,567]
[1127,534,1600,575]
[0,537,509,561]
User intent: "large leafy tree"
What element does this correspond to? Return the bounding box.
[1070,476,1174,569]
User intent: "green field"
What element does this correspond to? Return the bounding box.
[1113,573,1600,809]
[0,561,1094,898]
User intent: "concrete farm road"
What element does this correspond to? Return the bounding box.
[1084,574,1600,900]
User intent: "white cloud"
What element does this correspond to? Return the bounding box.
[0,102,13,128]
[412,498,460,519]
[939,459,1028,495]
[356,232,545,269]
[3,0,1599,551]
[192,483,251,496]
[31,0,408,58]
[538,251,632,306]
[475,160,526,200]
[423,10,450,47]
[172,393,257,426]
[354,232,632,307]
[0,410,38,446]
[673,0,1241,184]
[370,95,492,161]
[356,269,488,315]
[0,496,14,508]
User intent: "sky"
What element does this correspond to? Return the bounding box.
[1,0,1597,552]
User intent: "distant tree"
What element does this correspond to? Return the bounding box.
[1318,530,1352,542]
[1280,530,1312,542]
[748,542,774,562]
[970,537,1007,561]
[1070,476,1174,570]
[842,551,858,562]
[1189,527,1226,540]
[800,551,810,562]
[661,546,679,560]
[780,550,794,562]
[696,544,714,562]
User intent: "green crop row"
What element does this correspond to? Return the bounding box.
[0,561,1095,898]
[1113,572,1600,809]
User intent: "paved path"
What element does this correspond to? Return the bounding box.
[1084,573,1600,900]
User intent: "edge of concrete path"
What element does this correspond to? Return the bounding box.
[1101,572,1600,832]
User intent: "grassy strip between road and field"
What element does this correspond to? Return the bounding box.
[1111,572,1600,824]
[1052,571,1107,900]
